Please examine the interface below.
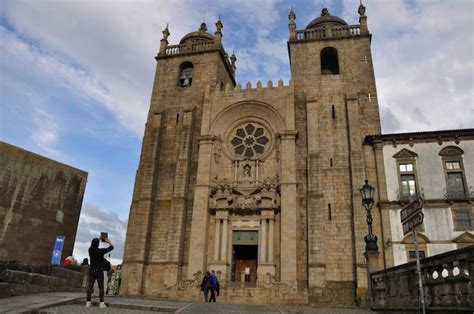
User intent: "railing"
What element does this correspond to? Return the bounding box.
[370,246,474,311]
[164,40,218,56]
[444,187,473,201]
[165,45,180,55]
[295,24,361,41]
[396,188,424,204]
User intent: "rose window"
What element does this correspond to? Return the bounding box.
[231,123,269,158]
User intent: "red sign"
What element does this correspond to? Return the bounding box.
[400,197,423,223]
[402,212,424,235]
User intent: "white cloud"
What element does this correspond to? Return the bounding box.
[73,202,127,265]
[341,0,474,132]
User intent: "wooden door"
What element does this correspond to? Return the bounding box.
[235,258,257,283]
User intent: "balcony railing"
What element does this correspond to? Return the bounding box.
[444,186,473,201]
[295,24,362,41]
[396,189,424,204]
[370,246,474,311]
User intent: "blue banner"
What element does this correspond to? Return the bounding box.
[51,235,65,265]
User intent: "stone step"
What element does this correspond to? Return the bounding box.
[0,269,66,288]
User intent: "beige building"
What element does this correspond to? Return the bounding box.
[121,4,385,305]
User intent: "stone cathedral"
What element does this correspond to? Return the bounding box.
[122,4,385,306]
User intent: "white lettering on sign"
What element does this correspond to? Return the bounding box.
[400,197,423,223]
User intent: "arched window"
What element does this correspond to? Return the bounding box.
[179,61,194,87]
[320,47,339,75]
[402,233,429,262]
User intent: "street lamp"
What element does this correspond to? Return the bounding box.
[360,180,378,251]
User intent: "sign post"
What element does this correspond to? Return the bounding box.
[400,196,425,314]
[51,235,65,265]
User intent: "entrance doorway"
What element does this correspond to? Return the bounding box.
[231,230,258,283]
[232,245,258,283]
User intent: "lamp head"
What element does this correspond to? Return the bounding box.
[360,179,375,210]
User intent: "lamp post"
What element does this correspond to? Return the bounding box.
[360,180,378,252]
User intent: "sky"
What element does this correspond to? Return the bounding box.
[1,0,473,264]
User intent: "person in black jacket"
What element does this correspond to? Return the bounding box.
[86,237,113,308]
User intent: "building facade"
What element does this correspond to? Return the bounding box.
[0,141,88,264]
[121,4,386,305]
[365,129,474,268]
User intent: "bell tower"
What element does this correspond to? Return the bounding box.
[288,4,382,303]
[121,20,236,295]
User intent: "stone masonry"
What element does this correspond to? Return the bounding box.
[121,4,385,306]
[0,142,88,264]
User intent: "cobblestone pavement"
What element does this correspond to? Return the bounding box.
[0,293,375,313]
[43,302,375,313]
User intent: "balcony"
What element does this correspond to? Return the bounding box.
[396,189,424,204]
[295,24,361,41]
[370,245,474,311]
[444,186,474,202]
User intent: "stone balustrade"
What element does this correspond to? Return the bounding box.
[370,245,474,311]
[295,24,362,41]
[164,41,219,56]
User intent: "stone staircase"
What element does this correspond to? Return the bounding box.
[0,264,85,298]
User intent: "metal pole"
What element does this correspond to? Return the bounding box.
[413,229,426,314]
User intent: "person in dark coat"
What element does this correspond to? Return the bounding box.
[200,271,212,302]
[86,237,113,308]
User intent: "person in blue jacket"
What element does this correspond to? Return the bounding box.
[209,270,219,302]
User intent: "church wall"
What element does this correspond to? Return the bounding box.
[289,33,382,304]
[122,49,235,294]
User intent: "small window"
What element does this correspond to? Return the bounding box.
[179,61,194,87]
[453,209,472,231]
[400,163,414,172]
[446,161,461,170]
[393,149,419,203]
[400,174,416,199]
[447,173,466,199]
[440,146,467,200]
[320,47,339,75]
[408,250,425,261]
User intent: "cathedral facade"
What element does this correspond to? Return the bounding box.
[121,4,385,305]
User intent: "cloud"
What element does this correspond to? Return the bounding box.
[73,202,127,265]
[341,0,474,133]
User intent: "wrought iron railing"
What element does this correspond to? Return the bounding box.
[443,187,473,201]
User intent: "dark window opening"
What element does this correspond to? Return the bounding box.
[328,203,332,221]
[321,47,340,75]
[179,61,193,87]
[330,158,333,167]
[176,113,179,123]
[409,250,425,260]
[455,211,471,230]
[332,105,336,119]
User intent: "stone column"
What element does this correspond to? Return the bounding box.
[220,218,228,262]
[279,130,298,284]
[268,217,274,262]
[261,218,267,262]
[187,135,215,279]
[214,218,220,261]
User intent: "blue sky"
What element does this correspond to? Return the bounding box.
[1,0,473,264]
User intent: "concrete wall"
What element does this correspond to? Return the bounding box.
[0,142,87,264]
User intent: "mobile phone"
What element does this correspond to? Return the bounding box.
[100,232,108,242]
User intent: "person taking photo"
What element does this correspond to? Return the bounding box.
[86,236,114,308]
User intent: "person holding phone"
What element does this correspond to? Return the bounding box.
[86,234,114,308]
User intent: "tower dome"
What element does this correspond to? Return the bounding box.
[179,22,215,45]
[305,8,348,29]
